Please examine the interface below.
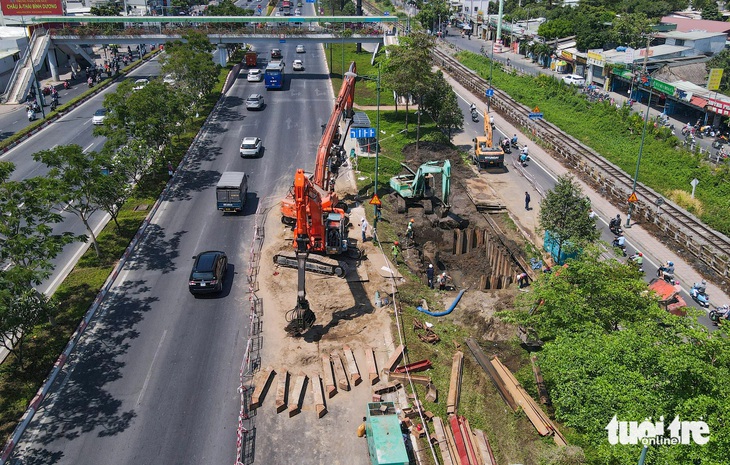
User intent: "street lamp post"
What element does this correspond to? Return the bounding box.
[345,65,382,224]
[626,79,653,229]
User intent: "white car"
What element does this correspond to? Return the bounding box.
[92,108,106,125]
[296,44,305,53]
[245,93,265,110]
[240,137,262,157]
[292,59,304,71]
[562,74,586,86]
[133,78,149,90]
[247,69,263,82]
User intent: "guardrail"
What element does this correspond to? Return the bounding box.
[2,29,42,102]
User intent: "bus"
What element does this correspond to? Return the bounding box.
[264,61,285,90]
[281,0,291,15]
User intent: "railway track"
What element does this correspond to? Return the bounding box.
[361,0,730,279]
[433,48,730,279]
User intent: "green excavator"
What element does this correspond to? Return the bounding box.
[389,160,451,216]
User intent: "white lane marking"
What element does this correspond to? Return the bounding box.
[136,330,168,407]
[83,143,94,153]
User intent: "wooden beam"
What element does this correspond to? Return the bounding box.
[446,351,464,415]
[322,355,337,398]
[531,355,551,405]
[473,429,496,465]
[386,344,405,372]
[386,370,432,386]
[343,346,362,386]
[331,352,350,392]
[311,374,327,418]
[250,366,275,409]
[288,372,307,417]
[432,416,455,465]
[275,370,289,414]
[365,347,379,385]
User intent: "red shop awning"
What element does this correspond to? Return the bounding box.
[690,96,708,108]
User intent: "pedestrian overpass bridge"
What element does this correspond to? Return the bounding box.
[3,15,399,104]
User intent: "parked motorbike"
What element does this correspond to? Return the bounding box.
[690,283,710,308]
[612,237,627,257]
[709,305,729,325]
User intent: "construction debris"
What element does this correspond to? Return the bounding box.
[373,382,401,394]
[343,346,362,386]
[418,330,441,344]
[251,366,275,409]
[473,429,497,465]
[425,382,438,403]
[466,338,518,411]
[365,347,379,385]
[446,351,464,415]
[431,416,455,465]
[311,374,327,418]
[394,359,432,373]
[321,355,337,398]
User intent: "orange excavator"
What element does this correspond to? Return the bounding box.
[280,62,357,224]
[283,169,350,334]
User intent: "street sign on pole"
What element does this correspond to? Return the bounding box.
[485,88,494,97]
[528,112,544,120]
[369,194,382,206]
[628,192,638,203]
[350,128,376,139]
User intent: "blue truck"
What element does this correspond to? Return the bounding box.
[216,172,248,213]
[366,402,410,465]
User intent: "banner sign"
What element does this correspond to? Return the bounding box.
[708,68,723,91]
[1,0,63,15]
[651,79,675,96]
[708,97,730,116]
[587,51,604,67]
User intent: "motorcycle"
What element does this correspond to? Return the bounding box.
[27,109,35,121]
[628,254,644,273]
[709,306,729,325]
[612,237,627,256]
[712,137,727,149]
[511,139,519,149]
[519,151,529,166]
[609,221,623,236]
[502,142,511,154]
[656,265,675,283]
[471,109,479,122]
[63,80,71,90]
[50,100,58,111]
[41,85,53,96]
[88,77,94,88]
[690,283,710,308]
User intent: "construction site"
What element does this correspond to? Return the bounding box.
[235,61,558,465]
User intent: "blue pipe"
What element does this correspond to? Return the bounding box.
[416,289,466,317]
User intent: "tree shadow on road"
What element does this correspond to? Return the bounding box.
[124,225,185,274]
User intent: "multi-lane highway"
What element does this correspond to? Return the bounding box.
[11,35,335,463]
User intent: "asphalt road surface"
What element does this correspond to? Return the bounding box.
[1,58,163,296]
[11,41,338,464]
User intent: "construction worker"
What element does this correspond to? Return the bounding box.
[426,263,435,289]
[360,217,369,243]
[391,241,400,263]
[406,218,415,245]
[438,272,451,291]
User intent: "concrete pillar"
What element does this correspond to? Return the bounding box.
[47,46,59,81]
[217,44,227,67]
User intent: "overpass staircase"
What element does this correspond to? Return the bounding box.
[2,29,51,104]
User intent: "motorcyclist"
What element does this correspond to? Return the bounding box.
[659,261,675,280]
[609,214,621,232]
[519,145,529,164]
[511,134,518,146]
[27,108,34,121]
[693,280,707,295]
[501,138,510,150]
[614,233,626,248]
[631,252,643,266]
[469,103,476,114]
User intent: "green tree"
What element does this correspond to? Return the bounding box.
[415,0,450,33]
[0,267,56,367]
[610,12,653,49]
[33,145,113,257]
[422,71,463,139]
[205,0,251,15]
[538,18,574,40]
[701,1,722,20]
[538,175,599,264]
[0,162,83,282]
[90,2,122,15]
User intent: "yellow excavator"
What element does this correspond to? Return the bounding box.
[472,111,505,169]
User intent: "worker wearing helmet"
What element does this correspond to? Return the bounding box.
[406,219,415,244]
[391,241,400,264]
[426,263,435,289]
[438,271,452,291]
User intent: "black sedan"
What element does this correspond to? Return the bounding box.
[188,251,228,295]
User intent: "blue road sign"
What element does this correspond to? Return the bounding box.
[306,0,315,2]
[350,128,376,139]
[528,112,544,120]
[485,88,494,97]
[383,11,389,15]
[279,39,286,43]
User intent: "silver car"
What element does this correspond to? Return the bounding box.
[240,137,262,157]
[245,93,265,110]
[561,74,586,86]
